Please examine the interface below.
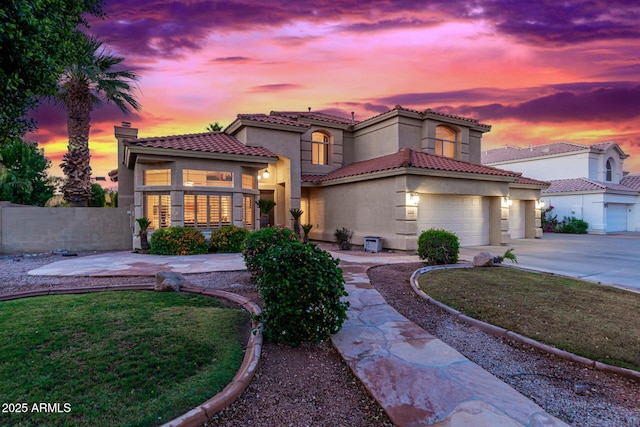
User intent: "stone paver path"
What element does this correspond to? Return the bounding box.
[331,261,569,427]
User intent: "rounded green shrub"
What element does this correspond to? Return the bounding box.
[209,225,250,253]
[417,228,460,265]
[256,241,349,346]
[150,227,208,255]
[242,225,299,276]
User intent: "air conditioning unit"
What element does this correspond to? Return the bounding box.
[364,236,382,253]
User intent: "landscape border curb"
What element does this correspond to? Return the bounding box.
[0,284,263,427]
[409,264,640,383]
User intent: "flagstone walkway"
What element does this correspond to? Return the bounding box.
[332,260,568,427]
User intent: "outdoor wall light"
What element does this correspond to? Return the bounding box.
[501,196,513,208]
[535,199,546,209]
[406,192,419,206]
[262,169,270,179]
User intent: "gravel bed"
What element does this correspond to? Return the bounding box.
[368,262,640,427]
[2,252,638,426]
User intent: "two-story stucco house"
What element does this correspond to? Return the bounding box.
[483,142,640,233]
[114,106,549,250]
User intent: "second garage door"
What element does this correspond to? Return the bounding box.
[509,200,526,239]
[606,204,628,232]
[417,195,490,246]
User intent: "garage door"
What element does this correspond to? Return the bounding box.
[606,204,627,232]
[509,200,526,239]
[417,195,489,246]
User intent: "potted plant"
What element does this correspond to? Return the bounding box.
[136,217,152,253]
[301,223,313,243]
[256,199,276,228]
[290,208,303,238]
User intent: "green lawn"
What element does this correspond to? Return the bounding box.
[418,267,640,371]
[0,291,248,427]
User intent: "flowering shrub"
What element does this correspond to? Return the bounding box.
[417,228,460,265]
[209,225,249,253]
[150,227,208,255]
[541,205,559,232]
[242,225,299,276]
[255,241,349,346]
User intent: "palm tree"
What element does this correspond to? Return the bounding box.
[58,35,141,207]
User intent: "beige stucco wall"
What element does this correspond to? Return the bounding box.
[0,206,131,254]
[306,177,405,249]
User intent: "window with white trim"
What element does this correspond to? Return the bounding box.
[184,193,232,228]
[434,126,456,158]
[183,169,233,187]
[311,131,330,165]
[145,193,171,229]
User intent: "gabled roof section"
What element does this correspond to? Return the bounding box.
[271,111,357,126]
[302,148,522,184]
[542,177,639,194]
[621,173,640,191]
[355,105,491,132]
[124,131,277,158]
[483,141,628,164]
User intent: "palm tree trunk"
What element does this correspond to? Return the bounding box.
[62,78,92,206]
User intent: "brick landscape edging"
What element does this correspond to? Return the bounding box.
[409,264,640,383]
[0,284,263,427]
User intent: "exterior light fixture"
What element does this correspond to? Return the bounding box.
[535,199,546,209]
[501,196,513,208]
[406,192,419,206]
[262,169,270,179]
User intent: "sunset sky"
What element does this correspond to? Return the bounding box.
[29,0,640,186]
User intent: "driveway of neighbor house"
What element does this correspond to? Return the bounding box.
[459,232,640,290]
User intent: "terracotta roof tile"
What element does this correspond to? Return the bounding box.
[125,132,277,158]
[271,111,357,125]
[236,113,310,128]
[482,142,589,163]
[620,173,640,191]
[357,105,491,129]
[514,176,551,186]
[302,148,521,183]
[483,141,626,164]
[542,178,638,194]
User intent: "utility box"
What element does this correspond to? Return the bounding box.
[364,236,382,253]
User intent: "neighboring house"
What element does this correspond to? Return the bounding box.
[114,106,548,250]
[483,142,640,233]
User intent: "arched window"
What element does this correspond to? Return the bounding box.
[606,158,613,181]
[311,131,330,165]
[435,126,456,158]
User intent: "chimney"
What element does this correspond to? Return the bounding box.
[121,121,131,128]
[351,112,355,122]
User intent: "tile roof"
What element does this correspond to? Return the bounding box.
[271,111,357,125]
[354,105,491,129]
[302,148,523,183]
[483,141,626,164]
[514,176,551,186]
[482,142,588,163]
[125,132,277,158]
[236,113,310,128]
[621,173,640,191]
[542,178,639,194]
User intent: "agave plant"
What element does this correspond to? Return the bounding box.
[290,208,303,238]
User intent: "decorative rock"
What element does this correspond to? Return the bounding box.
[155,271,185,292]
[473,252,494,267]
[573,383,592,396]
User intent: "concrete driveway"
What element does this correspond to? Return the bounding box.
[459,233,640,291]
